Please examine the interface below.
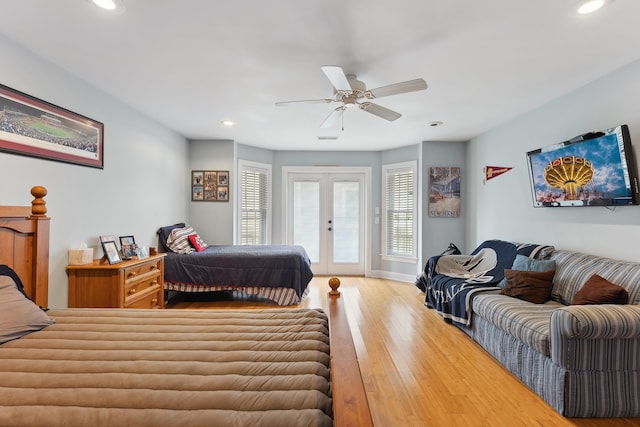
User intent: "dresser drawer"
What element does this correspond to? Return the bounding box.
[124,275,161,301]
[123,258,162,285]
[124,284,162,309]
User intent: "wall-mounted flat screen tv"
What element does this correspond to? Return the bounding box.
[526,124,640,207]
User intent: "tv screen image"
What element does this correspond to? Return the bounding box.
[526,125,640,207]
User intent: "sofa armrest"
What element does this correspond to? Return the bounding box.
[550,305,640,370]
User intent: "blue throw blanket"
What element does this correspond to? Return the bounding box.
[417,240,553,327]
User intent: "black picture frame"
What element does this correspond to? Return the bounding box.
[102,240,122,264]
[119,235,136,259]
[0,83,104,169]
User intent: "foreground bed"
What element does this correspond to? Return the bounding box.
[0,187,372,427]
[0,307,333,426]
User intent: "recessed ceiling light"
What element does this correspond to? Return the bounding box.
[428,121,443,127]
[221,120,235,127]
[87,0,126,13]
[575,0,611,15]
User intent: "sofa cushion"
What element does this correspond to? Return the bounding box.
[550,250,640,305]
[472,293,564,356]
[571,274,629,305]
[501,269,556,304]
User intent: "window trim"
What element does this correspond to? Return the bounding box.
[381,160,418,262]
[237,159,272,245]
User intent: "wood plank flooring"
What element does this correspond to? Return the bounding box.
[168,277,640,427]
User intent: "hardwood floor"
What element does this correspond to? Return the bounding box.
[168,277,640,427]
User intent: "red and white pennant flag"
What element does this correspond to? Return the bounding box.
[483,166,513,183]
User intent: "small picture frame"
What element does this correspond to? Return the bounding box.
[192,171,204,185]
[100,235,118,248]
[136,246,149,259]
[119,235,136,259]
[217,171,228,186]
[217,186,229,201]
[101,240,122,264]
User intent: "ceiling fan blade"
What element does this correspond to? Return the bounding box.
[275,99,333,106]
[366,78,427,99]
[320,107,344,129]
[359,102,401,122]
[321,65,352,92]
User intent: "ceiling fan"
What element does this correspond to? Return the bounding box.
[275,65,428,129]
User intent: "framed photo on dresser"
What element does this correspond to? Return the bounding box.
[101,240,122,264]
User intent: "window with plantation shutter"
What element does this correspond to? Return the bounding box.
[238,160,271,245]
[382,161,417,260]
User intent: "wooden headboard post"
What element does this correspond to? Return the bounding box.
[0,186,50,308]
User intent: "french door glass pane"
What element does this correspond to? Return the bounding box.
[332,181,359,263]
[293,181,320,263]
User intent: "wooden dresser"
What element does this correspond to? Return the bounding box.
[67,254,165,308]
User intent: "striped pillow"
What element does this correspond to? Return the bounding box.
[166,226,196,254]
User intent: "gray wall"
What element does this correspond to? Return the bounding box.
[421,141,467,264]
[0,34,189,308]
[467,58,640,261]
[188,140,235,245]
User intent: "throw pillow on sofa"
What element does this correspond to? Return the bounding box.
[571,274,629,305]
[498,255,556,288]
[501,269,556,304]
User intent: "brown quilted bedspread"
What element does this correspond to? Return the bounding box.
[0,308,333,427]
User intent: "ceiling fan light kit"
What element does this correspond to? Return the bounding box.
[575,0,612,14]
[276,65,427,130]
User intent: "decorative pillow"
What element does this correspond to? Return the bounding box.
[0,276,55,344]
[188,233,208,252]
[0,264,28,298]
[498,255,556,288]
[512,254,556,272]
[571,274,629,305]
[441,243,462,256]
[157,223,186,252]
[166,226,196,254]
[501,269,556,304]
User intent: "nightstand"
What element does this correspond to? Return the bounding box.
[66,254,166,308]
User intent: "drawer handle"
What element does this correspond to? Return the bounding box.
[127,272,138,279]
[149,266,157,271]
[151,298,158,305]
[128,288,137,295]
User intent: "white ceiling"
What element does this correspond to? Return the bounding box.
[2,1,640,151]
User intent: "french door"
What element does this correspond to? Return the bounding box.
[285,169,367,275]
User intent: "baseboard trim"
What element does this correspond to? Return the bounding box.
[368,270,416,284]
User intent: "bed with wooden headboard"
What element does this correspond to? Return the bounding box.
[0,187,373,427]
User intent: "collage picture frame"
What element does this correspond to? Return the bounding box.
[192,170,229,202]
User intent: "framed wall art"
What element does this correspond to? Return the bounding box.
[428,167,461,218]
[0,83,104,169]
[192,170,229,202]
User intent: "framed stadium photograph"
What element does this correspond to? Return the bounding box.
[0,83,104,168]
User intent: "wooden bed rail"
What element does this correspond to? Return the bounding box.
[0,186,50,308]
[328,278,374,426]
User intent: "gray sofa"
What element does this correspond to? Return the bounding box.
[464,249,640,417]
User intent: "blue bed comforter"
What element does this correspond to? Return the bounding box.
[163,245,314,298]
